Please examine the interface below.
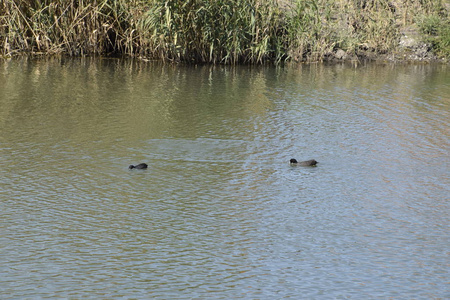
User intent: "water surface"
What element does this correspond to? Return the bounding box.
[1,58,449,299]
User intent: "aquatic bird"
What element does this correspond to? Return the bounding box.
[290,158,318,166]
[129,163,148,169]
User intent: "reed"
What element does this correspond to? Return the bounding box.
[1,0,448,62]
[0,0,138,56]
[137,0,286,63]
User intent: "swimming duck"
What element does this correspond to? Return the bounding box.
[129,163,148,169]
[290,158,318,166]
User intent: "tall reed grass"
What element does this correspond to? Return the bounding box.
[0,0,141,56]
[1,0,448,62]
[137,0,286,63]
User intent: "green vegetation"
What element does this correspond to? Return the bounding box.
[417,14,450,58]
[137,0,286,63]
[1,0,448,62]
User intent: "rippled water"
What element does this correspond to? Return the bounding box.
[1,59,449,299]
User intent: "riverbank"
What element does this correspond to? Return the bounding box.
[1,0,449,63]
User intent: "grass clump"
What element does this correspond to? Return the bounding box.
[0,0,139,57]
[417,14,450,58]
[137,0,286,63]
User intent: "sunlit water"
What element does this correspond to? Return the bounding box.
[1,58,449,299]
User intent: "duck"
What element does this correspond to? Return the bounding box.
[129,163,148,169]
[290,158,318,166]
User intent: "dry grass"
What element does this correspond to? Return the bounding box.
[0,0,448,62]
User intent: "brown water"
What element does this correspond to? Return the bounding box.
[1,58,449,299]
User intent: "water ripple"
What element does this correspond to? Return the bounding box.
[1,61,448,299]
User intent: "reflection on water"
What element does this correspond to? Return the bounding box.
[1,58,449,299]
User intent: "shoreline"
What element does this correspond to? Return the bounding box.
[3,49,447,65]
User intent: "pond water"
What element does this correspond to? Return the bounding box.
[0,58,449,299]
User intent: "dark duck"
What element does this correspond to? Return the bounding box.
[129,163,148,169]
[290,158,318,166]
